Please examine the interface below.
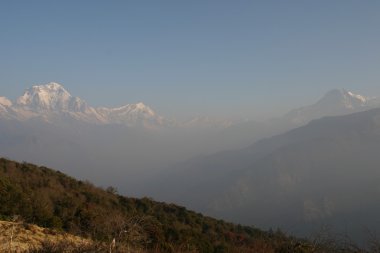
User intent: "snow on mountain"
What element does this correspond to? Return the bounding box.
[0,96,11,111]
[0,97,12,107]
[0,96,13,119]
[10,82,106,124]
[2,84,379,130]
[97,102,167,128]
[16,82,72,111]
[0,82,167,128]
[315,89,368,109]
[284,89,379,125]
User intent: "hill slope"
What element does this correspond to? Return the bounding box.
[0,158,317,253]
[0,220,90,252]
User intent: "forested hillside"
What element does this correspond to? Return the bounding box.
[0,158,327,253]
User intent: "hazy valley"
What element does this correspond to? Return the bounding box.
[1,83,380,245]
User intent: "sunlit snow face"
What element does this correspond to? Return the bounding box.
[16,82,72,110]
[0,96,12,107]
[2,82,166,128]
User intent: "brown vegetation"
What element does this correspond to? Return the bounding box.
[0,220,90,252]
[0,158,376,253]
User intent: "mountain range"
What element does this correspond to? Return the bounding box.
[202,88,380,151]
[1,82,379,131]
[147,107,380,242]
[0,82,167,128]
[2,82,380,242]
[1,83,379,183]
[283,88,380,125]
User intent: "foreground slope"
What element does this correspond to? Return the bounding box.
[0,220,90,252]
[0,158,318,253]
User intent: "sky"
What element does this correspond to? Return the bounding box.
[1,1,380,120]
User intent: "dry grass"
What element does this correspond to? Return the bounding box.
[0,220,90,252]
[0,220,199,253]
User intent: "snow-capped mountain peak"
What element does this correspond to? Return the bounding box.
[284,88,378,126]
[97,102,165,127]
[38,82,67,91]
[16,82,73,111]
[126,102,155,116]
[0,96,13,118]
[1,82,169,128]
[346,91,367,103]
[0,96,12,107]
[317,89,368,108]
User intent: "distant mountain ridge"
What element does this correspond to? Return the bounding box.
[0,82,240,130]
[283,88,380,125]
[2,83,379,131]
[148,107,380,242]
[0,82,168,128]
[211,88,380,151]
[2,82,380,213]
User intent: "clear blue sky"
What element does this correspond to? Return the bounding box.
[1,1,380,120]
